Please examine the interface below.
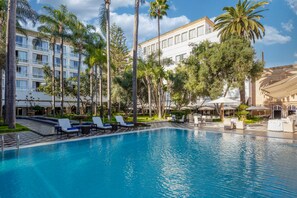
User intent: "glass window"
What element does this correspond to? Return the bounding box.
[189,28,196,39]
[181,32,187,42]
[32,81,42,91]
[32,67,44,78]
[16,51,28,62]
[55,58,67,67]
[55,71,67,78]
[147,45,151,54]
[151,44,155,52]
[16,35,27,48]
[55,44,67,53]
[16,80,28,90]
[197,25,205,36]
[168,37,173,47]
[175,53,187,63]
[33,39,48,51]
[70,47,78,57]
[70,60,79,69]
[16,66,28,77]
[175,34,181,44]
[143,47,146,55]
[33,53,48,65]
[70,72,78,77]
[162,39,167,49]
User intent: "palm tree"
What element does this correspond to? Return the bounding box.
[214,0,268,103]
[2,0,37,127]
[70,18,95,115]
[38,16,59,117]
[149,0,169,119]
[214,0,268,43]
[40,5,76,116]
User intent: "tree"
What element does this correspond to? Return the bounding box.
[214,0,268,43]
[1,0,37,126]
[149,0,169,118]
[214,0,268,103]
[70,18,95,115]
[40,5,76,116]
[182,38,264,117]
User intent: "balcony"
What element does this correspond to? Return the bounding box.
[70,53,79,58]
[16,42,28,48]
[17,58,28,63]
[33,46,49,52]
[32,74,44,78]
[16,73,28,78]
[33,60,49,65]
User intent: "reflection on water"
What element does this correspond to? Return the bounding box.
[1,128,297,198]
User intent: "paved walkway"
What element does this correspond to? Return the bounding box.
[1,121,297,150]
[16,119,56,136]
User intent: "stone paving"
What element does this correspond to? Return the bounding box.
[1,120,297,150]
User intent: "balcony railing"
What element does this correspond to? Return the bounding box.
[33,60,49,65]
[32,74,44,78]
[70,53,79,58]
[16,73,28,77]
[33,46,49,52]
[16,42,28,48]
[17,58,28,63]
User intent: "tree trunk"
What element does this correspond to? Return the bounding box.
[157,16,162,119]
[147,78,152,117]
[239,81,245,104]
[0,69,3,120]
[60,37,64,116]
[6,0,16,128]
[52,42,56,116]
[90,67,93,115]
[76,51,81,115]
[132,0,140,124]
[105,1,111,120]
[94,65,98,115]
[99,66,103,118]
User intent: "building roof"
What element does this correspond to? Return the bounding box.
[139,16,215,46]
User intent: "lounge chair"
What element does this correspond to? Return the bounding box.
[115,116,134,128]
[177,115,185,123]
[171,115,176,122]
[58,119,79,136]
[92,117,112,131]
[194,115,199,127]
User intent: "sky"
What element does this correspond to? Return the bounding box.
[28,0,297,68]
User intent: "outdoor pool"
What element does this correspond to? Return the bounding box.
[1,128,297,197]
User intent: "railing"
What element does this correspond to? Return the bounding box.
[1,135,4,156]
[32,74,44,78]
[16,73,28,77]
[70,53,79,58]
[16,42,28,48]
[33,46,49,52]
[16,58,28,63]
[33,60,49,65]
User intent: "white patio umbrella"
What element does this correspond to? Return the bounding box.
[246,106,269,111]
[208,97,239,121]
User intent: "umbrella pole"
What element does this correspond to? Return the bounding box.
[221,104,224,122]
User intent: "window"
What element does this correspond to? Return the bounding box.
[55,71,67,78]
[70,60,79,69]
[181,32,187,42]
[16,80,28,90]
[168,37,173,47]
[162,39,167,49]
[70,47,78,57]
[55,44,67,54]
[189,28,196,39]
[151,44,155,52]
[147,46,151,54]
[205,25,212,34]
[70,72,78,77]
[16,35,27,48]
[16,51,28,62]
[197,25,205,36]
[55,58,67,67]
[175,34,181,44]
[32,81,42,92]
[143,47,147,55]
[175,53,187,62]
[33,53,48,65]
[156,43,159,50]
[16,66,28,77]
[32,39,48,51]
[32,67,44,78]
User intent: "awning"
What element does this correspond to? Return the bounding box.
[262,75,297,98]
[246,106,269,111]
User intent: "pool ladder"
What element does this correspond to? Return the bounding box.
[1,135,3,155]
[1,134,20,156]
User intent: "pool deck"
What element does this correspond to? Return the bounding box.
[1,120,297,149]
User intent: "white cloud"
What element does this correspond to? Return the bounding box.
[286,0,297,14]
[110,12,190,47]
[281,20,294,32]
[294,53,297,57]
[257,25,291,45]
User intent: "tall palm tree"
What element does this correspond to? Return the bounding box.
[38,17,59,117]
[70,19,95,115]
[149,0,169,119]
[132,0,146,123]
[2,0,37,127]
[40,5,76,116]
[214,0,268,103]
[214,0,268,43]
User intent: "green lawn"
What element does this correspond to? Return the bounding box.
[0,123,30,134]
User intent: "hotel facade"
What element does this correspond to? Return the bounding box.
[139,16,250,104]
[13,30,87,116]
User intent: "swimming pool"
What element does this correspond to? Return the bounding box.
[1,128,297,197]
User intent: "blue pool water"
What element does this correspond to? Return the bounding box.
[1,128,297,198]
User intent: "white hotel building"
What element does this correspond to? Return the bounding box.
[139,16,250,104]
[13,30,87,116]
